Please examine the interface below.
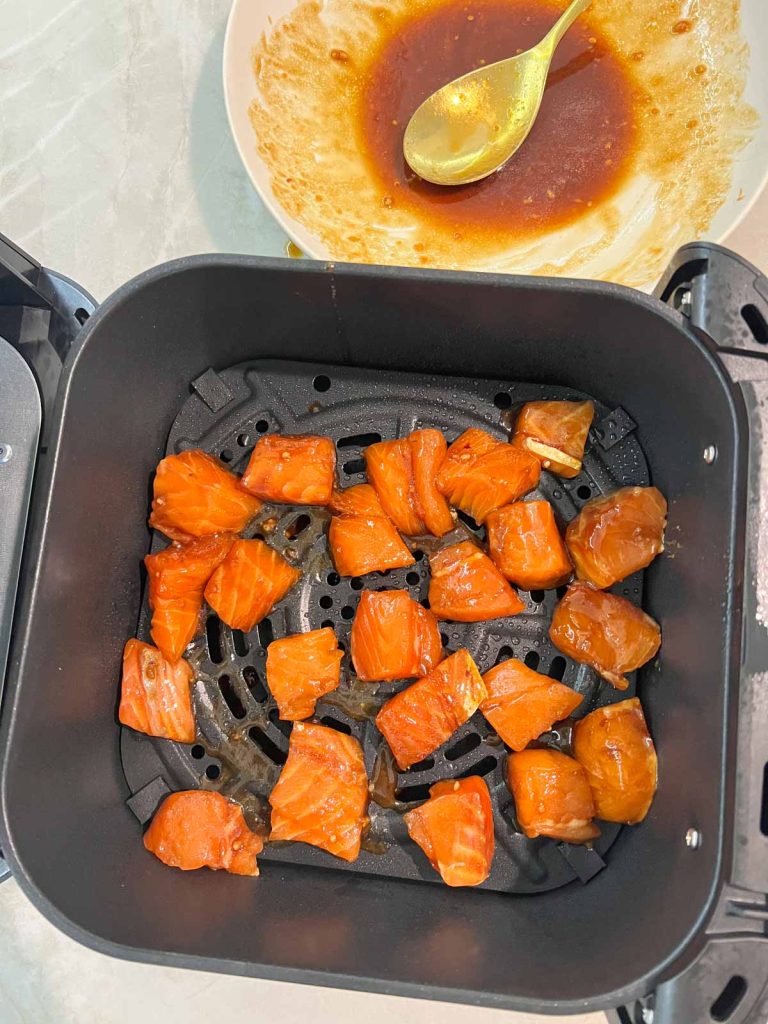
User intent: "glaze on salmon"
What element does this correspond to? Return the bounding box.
[242,434,336,505]
[266,627,343,720]
[506,748,600,843]
[481,658,582,751]
[327,484,415,577]
[511,400,594,478]
[204,538,301,631]
[149,449,261,542]
[269,721,369,861]
[350,589,442,681]
[119,639,195,743]
[365,429,453,536]
[428,540,524,621]
[487,500,572,590]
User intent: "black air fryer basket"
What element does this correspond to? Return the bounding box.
[0,234,767,1024]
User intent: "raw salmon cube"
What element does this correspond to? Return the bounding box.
[327,485,414,577]
[149,449,261,542]
[437,427,540,525]
[144,791,263,875]
[266,627,343,720]
[549,582,661,690]
[145,533,235,661]
[428,540,524,621]
[404,776,494,887]
[511,400,594,478]
[573,697,658,824]
[376,649,487,769]
[481,658,582,751]
[365,430,454,537]
[242,434,336,505]
[204,538,300,631]
[119,639,195,743]
[350,589,442,681]
[566,486,667,589]
[487,500,572,590]
[269,722,369,861]
[506,748,600,843]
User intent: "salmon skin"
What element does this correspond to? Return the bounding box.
[566,486,667,589]
[144,790,263,875]
[365,430,453,537]
[327,484,414,577]
[480,658,582,752]
[149,449,261,542]
[573,697,658,824]
[506,748,600,843]
[376,649,487,769]
[119,639,195,743]
[511,400,594,478]
[204,538,301,632]
[549,582,661,690]
[350,589,442,681]
[269,722,369,861]
[428,540,524,621]
[266,627,343,720]
[242,434,337,505]
[436,427,540,525]
[145,533,235,661]
[404,776,494,887]
[487,500,572,591]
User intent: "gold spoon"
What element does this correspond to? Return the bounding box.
[403,0,592,186]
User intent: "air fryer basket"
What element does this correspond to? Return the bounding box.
[1,243,767,1020]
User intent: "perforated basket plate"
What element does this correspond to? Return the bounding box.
[121,359,650,894]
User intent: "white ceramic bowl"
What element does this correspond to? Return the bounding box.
[223,0,768,284]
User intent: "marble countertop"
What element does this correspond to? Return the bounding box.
[1,1,766,1021]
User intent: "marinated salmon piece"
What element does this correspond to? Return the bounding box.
[506,748,600,843]
[269,722,369,861]
[411,429,454,537]
[242,434,336,505]
[149,449,261,542]
[487,500,572,590]
[119,639,195,743]
[327,484,415,577]
[144,791,263,875]
[145,533,235,661]
[376,649,487,769]
[481,659,582,752]
[266,627,343,720]
[428,540,524,622]
[365,438,425,535]
[404,776,494,887]
[511,400,594,478]
[350,589,442,681]
[204,538,300,631]
[549,582,661,690]
[436,428,540,525]
[573,697,658,824]
[566,486,667,589]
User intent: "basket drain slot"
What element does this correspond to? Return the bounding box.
[710,975,748,1022]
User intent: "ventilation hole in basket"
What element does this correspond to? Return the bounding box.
[313,374,331,392]
[524,650,541,670]
[269,707,293,738]
[243,666,267,702]
[530,590,545,603]
[710,976,748,1022]
[257,618,274,650]
[445,733,482,761]
[496,645,513,665]
[206,615,223,663]
[74,306,90,325]
[343,458,366,476]
[406,571,420,586]
[321,619,334,629]
[421,597,431,609]
[320,716,352,735]
[742,303,768,345]
[414,549,425,562]
[341,605,355,620]
[327,572,341,586]
[337,432,382,449]
[549,656,567,681]
[556,585,569,599]
[494,392,512,409]
[285,513,311,540]
[407,757,435,773]
[256,419,269,433]
[191,744,206,760]
[205,764,221,780]
[350,577,364,591]
[576,484,592,500]
[232,629,249,657]
[237,433,250,447]
[249,727,287,765]
[440,632,450,646]
[458,756,497,779]
[319,595,333,609]
[457,510,480,531]
[397,782,432,803]
[220,449,234,463]
[218,674,246,720]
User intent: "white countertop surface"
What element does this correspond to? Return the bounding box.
[1,1,766,1021]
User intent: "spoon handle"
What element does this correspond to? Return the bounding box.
[541,0,592,53]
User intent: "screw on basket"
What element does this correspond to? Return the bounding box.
[703,445,717,464]
[0,443,12,464]
[685,827,702,849]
